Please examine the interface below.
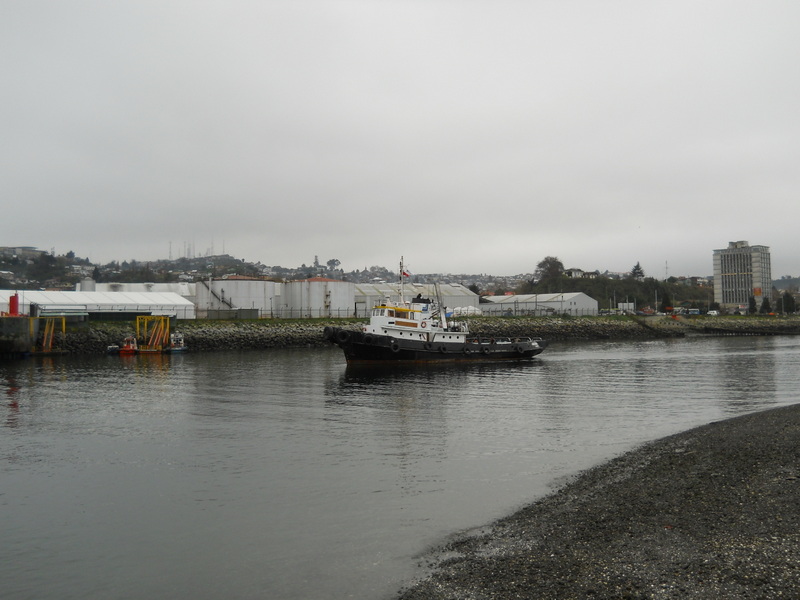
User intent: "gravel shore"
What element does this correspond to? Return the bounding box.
[397,403,800,599]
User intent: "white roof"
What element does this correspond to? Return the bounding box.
[0,290,195,317]
[482,292,590,304]
[86,282,196,296]
[353,282,474,298]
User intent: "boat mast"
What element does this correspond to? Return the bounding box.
[399,256,405,303]
[435,282,448,330]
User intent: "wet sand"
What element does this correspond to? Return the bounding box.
[397,403,800,599]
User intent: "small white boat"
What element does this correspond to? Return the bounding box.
[166,332,188,353]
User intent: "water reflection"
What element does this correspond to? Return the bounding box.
[710,338,778,412]
[2,338,800,600]
[330,360,545,403]
[4,373,20,428]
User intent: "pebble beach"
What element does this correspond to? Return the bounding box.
[397,403,800,599]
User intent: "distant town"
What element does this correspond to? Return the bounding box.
[2,245,799,314]
[0,245,708,290]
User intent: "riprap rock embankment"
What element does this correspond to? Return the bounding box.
[53,315,800,354]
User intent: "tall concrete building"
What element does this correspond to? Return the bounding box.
[713,241,772,310]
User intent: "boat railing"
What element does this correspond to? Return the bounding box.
[466,336,539,345]
[445,320,468,333]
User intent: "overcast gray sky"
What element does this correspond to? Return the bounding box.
[3,1,799,278]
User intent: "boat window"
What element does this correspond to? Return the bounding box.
[387,309,394,317]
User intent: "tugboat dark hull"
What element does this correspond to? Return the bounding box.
[323,327,547,364]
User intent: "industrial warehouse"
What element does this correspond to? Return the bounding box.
[1,277,601,320]
[479,292,599,316]
[0,289,196,320]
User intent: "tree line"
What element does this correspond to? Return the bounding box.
[518,256,711,312]
[517,256,799,314]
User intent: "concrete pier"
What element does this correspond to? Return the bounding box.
[0,317,32,357]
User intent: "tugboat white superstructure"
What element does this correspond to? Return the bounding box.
[324,259,547,364]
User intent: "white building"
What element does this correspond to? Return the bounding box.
[713,241,772,310]
[0,290,196,319]
[194,277,281,318]
[79,278,285,319]
[353,282,479,317]
[78,280,196,303]
[480,292,598,316]
[279,278,355,318]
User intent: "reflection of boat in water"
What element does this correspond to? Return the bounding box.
[324,259,547,364]
[342,357,545,383]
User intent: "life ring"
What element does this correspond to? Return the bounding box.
[421,321,427,328]
[323,326,334,340]
[464,347,472,354]
[481,347,490,355]
[363,334,374,345]
[336,330,350,343]
[391,342,400,353]
[423,342,433,351]
[439,345,447,353]
[516,345,526,354]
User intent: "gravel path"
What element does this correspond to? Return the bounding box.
[397,404,800,599]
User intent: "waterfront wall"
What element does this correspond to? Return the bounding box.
[56,321,330,354]
[0,317,32,356]
[45,315,800,354]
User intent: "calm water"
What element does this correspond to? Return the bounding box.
[2,336,799,599]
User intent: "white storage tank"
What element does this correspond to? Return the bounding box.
[281,278,355,318]
[195,277,281,318]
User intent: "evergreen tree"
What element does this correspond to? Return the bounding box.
[760,298,772,314]
[659,290,672,313]
[781,291,796,314]
[630,262,645,279]
[748,296,757,314]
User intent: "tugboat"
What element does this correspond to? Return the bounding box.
[166,332,188,353]
[324,261,547,364]
[114,336,138,356]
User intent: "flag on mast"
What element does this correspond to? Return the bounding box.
[400,256,412,277]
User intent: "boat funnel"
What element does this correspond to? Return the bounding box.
[9,293,19,316]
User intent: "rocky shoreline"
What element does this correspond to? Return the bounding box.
[45,315,800,354]
[396,403,800,599]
